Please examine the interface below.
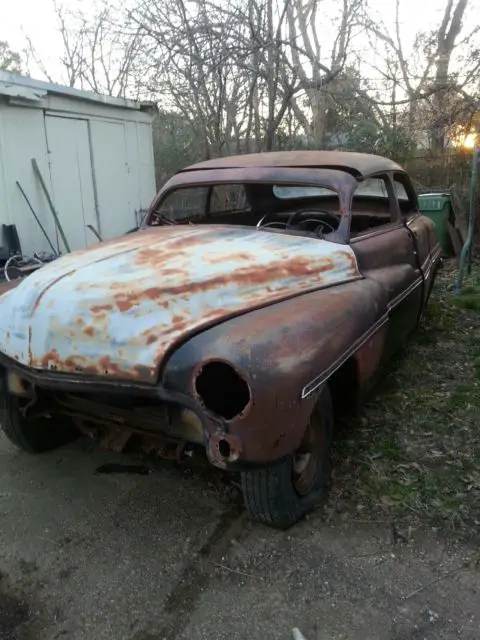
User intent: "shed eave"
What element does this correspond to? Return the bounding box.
[0,70,154,112]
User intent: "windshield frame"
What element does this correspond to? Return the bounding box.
[146,166,358,242]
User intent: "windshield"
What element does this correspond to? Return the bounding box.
[150,184,250,224]
[149,181,344,226]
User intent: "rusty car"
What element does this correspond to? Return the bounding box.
[0,151,441,528]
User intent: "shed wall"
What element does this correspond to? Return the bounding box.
[0,94,155,257]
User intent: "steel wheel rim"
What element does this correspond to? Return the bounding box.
[292,410,324,496]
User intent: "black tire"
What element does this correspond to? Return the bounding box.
[0,393,78,453]
[240,386,333,529]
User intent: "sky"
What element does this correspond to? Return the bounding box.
[0,0,475,87]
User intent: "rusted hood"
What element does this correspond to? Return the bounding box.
[0,225,360,383]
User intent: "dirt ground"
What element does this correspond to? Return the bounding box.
[0,433,479,640]
[1,262,480,639]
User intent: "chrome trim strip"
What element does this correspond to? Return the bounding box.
[421,246,441,281]
[302,240,442,400]
[301,313,389,399]
[303,271,427,400]
[387,276,423,312]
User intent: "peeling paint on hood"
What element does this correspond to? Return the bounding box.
[0,225,360,383]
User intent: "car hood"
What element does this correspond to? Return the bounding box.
[0,225,360,383]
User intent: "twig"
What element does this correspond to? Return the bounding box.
[403,565,465,600]
[292,629,308,640]
[210,560,262,580]
[36,535,62,546]
[349,518,406,524]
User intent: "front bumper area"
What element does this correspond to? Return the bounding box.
[0,353,242,470]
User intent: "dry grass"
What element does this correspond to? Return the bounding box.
[329,261,480,539]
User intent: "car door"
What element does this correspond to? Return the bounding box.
[350,173,423,360]
[395,172,442,309]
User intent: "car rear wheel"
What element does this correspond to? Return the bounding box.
[240,386,333,529]
[0,393,78,453]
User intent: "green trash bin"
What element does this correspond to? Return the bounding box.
[417,193,453,256]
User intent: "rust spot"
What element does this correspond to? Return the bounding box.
[84,326,95,337]
[207,251,253,264]
[347,251,358,272]
[132,364,155,381]
[28,326,32,365]
[63,355,89,371]
[107,254,338,316]
[98,355,123,374]
[116,299,135,312]
[91,304,113,313]
[40,348,61,369]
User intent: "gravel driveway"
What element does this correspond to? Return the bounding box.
[0,434,479,640]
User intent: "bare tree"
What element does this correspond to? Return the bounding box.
[130,0,374,153]
[0,41,23,74]
[25,0,148,98]
[285,0,366,146]
[131,0,294,154]
[364,0,480,149]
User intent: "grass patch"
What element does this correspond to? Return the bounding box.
[330,261,480,538]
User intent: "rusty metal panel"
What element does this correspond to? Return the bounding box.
[179,151,403,177]
[162,277,388,466]
[0,225,361,383]
[0,280,20,297]
[149,167,358,223]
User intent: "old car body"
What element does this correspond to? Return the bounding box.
[0,151,441,528]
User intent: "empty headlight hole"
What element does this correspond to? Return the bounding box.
[218,439,231,458]
[195,361,250,420]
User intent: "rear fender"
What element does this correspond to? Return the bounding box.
[163,278,388,466]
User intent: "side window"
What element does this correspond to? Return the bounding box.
[350,176,395,237]
[153,187,208,223]
[210,184,249,213]
[393,173,416,216]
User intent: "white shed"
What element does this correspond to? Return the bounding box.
[0,71,157,257]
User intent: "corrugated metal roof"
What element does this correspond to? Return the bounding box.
[0,71,155,111]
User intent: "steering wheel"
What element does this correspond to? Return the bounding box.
[256,211,283,229]
[286,210,340,235]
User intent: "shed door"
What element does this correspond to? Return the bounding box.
[89,120,133,238]
[44,116,98,251]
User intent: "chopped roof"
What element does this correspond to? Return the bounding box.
[181,150,404,178]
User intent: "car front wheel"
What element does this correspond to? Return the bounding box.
[240,386,333,529]
[0,393,78,453]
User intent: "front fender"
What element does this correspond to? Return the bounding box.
[162,278,387,467]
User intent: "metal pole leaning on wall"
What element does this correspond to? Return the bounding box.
[31,158,71,253]
[86,224,103,242]
[16,181,58,256]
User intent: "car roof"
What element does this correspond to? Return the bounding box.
[179,151,404,178]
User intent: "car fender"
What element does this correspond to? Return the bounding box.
[162,277,389,466]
